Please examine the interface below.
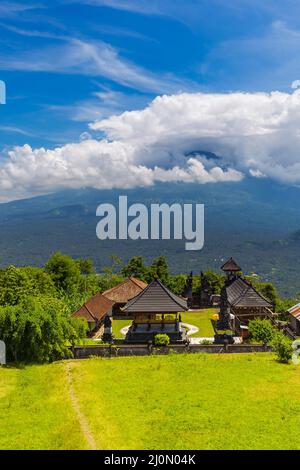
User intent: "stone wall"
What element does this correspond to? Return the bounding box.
[72,343,272,359]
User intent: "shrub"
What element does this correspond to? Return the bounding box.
[0,296,88,363]
[270,333,292,363]
[201,340,213,345]
[248,319,276,344]
[154,334,170,347]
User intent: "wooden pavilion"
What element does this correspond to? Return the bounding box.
[122,278,188,343]
[218,257,274,336]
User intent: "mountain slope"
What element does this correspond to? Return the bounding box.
[0,178,300,296]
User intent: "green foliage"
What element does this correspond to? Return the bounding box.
[45,252,81,294]
[120,256,149,282]
[76,258,95,275]
[149,256,169,283]
[270,332,293,363]
[248,319,276,344]
[275,297,297,316]
[97,273,125,293]
[154,334,170,347]
[0,266,57,306]
[0,297,88,363]
[201,271,224,294]
[103,255,123,275]
[165,274,187,295]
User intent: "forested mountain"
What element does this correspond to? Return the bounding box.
[0,177,300,296]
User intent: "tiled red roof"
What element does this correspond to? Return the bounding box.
[72,293,114,323]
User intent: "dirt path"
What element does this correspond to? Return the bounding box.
[65,362,97,450]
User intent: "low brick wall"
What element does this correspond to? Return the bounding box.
[72,343,272,359]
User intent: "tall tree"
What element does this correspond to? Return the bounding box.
[0,266,56,306]
[150,256,169,283]
[76,258,95,275]
[45,252,81,294]
[121,256,149,281]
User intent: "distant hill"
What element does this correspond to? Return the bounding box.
[0,177,300,296]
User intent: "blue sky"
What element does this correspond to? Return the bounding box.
[1,0,300,149]
[1,1,300,201]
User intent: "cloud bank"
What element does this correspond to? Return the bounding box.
[2,89,300,201]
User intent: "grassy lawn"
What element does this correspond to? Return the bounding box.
[0,364,87,450]
[112,319,131,338]
[181,308,216,337]
[112,309,216,339]
[1,353,300,450]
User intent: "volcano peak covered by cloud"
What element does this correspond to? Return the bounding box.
[2,89,300,201]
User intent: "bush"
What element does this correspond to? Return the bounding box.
[154,334,170,347]
[248,319,276,344]
[0,296,88,363]
[270,333,292,363]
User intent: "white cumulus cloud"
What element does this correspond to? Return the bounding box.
[2,89,300,201]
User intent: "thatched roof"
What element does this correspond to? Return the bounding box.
[102,277,147,303]
[72,293,114,323]
[221,257,241,272]
[123,278,188,314]
[226,277,272,308]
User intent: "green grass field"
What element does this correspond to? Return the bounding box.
[1,353,300,450]
[112,309,216,339]
[112,319,132,338]
[181,309,216,337]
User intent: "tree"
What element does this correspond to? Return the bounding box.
[97,273,124,293]
[76,258,95,275]
[150,256,169,283]
[45,252,81,294]
[103,255,123,276]
[165,274,187,295]
[248,319,276,344]
[23,267,57,297]
[202,271,224,294]
[0,266,56,306]
[0,296,88,363]
[120,256,149,281]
